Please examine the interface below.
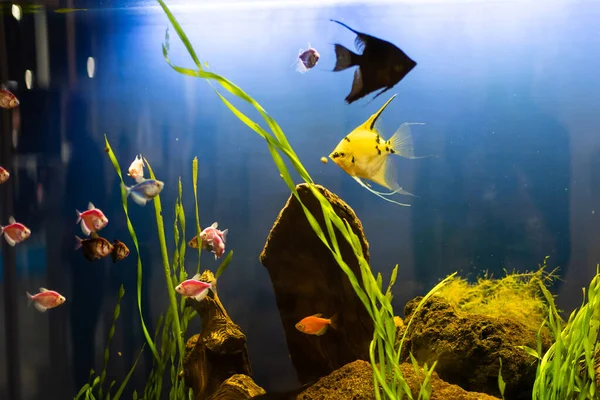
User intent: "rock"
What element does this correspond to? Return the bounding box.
[400,295,550,399]
[297,360,500,400]
[207,374,266,400]
[183,270,261,400]
[260,183,373,383]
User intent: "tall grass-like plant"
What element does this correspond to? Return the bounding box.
[520,264,600,400]
[74,285,145,400]
[155,2,454,398]
[103,148,234,399]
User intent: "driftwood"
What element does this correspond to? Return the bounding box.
[183,270,263,400]
[206,374,266,400]
[260,183,374,383]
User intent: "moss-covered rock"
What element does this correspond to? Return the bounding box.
[399,296,551,399]
[297,360,500,400]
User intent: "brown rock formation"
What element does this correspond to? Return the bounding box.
[183,270,263,400]
[297,360,500,400]
[259,183,374,383]
[400,296,550,399]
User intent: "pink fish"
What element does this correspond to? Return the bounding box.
[199,222,228,259]
[294,43,320,73]
[26,288,66,312]
[175,273,214,301]
[127,154,145,183]
[0,217,31,246]
[0,166,9,184]
[76,202,109,236]
[0,86,19,109]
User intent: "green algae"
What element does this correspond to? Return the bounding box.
[435,261,559,332]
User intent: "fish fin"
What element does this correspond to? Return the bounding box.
[214,253,218,260]
[329,313,339,330]
[88,202,95,210]
[75,235,83,251]
[312,313,323,317]
[296,59,309,73]
[134,176,145,184]
[333,44,359,72]
[330,19,361,36]
[80,219,91,237]
[211,222,218,228]
[8,216,15,224]
[4,233,16,246]
[129,190,148,207]
[221,229,228,243]
[352,176,411,206]
[75,210,82,224]
[193,289,209,302]
[91,232,99,239]
[33,301,48,312]
[26,291,33,306]
[40,287,48,292]
[315,325,329,336]
[0,225,3,236]
[192,273,202,281]
[371,85,394,103]
[361,94,397,131]
[387,122,426,159]
[345,67,368,104]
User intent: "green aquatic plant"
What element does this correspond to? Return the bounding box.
[104,138,159,361]
[435,262,559,332]
[192,157,202,275]
[102,148,235,399]
[74,285,145,400]
[155,1,454,398]
[520,264,600,400]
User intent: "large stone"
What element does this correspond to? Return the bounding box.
[260,183,373,383]
[297,360,500,400]
[400,296,550,399]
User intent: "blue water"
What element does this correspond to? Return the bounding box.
[1,0,600,399]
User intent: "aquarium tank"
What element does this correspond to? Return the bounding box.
[1,0,600,399]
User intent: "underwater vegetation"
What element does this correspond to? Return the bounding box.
[435,261,560,333]
[65,1,600,399]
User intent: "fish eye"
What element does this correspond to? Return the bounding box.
[339,152,345,157]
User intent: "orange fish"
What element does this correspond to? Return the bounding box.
[295,313,338,336]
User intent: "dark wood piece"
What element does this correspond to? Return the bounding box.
[207,374,266,400]
[183,270,261,400]
[260,183,374,383]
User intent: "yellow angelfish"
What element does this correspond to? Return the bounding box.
[329,94,425,206]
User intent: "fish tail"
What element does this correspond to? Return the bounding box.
[329,313,339,330]
[121,182,131,196]
[74,235,83,251]
[388,122,425,160]
[75,209,81,224]
[26,291,33,306]
[333,44,359,72]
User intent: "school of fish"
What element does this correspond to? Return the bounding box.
[2,20,420,338]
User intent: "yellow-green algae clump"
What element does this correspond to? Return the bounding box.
[434,257,559,331]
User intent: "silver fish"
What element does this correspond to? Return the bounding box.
[123,178,164,206]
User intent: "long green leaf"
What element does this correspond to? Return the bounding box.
[104,136,159,361]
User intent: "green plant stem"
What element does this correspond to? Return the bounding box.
[144,159,185,363]
[104,136,159,361]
